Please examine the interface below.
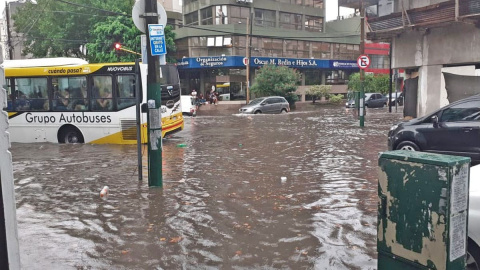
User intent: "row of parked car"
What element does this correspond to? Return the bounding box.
[388,94,480,268]
[346,92,404,108]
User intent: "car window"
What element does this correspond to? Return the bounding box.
[440,100,480,122]
[266,98,275,104]
[250,98,264,105]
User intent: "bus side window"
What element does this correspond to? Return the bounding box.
[117,75,136,110]
[6,79,13,110]
[92,76,113,111]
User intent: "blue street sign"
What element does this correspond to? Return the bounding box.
[148,24,166,56]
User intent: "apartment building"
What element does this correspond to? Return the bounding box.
[174,0,361,101]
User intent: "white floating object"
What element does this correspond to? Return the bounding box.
[281,177,287,183]
[100,186,109,199]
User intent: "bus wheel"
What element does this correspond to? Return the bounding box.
[59,126,84,144]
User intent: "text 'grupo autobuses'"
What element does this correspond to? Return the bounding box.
[25,112,112,124]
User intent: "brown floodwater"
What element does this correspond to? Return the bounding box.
[11,105,404,269]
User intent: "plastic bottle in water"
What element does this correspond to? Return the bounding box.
[100,186,109,200]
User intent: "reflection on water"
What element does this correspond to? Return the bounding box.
[12,106,403,269]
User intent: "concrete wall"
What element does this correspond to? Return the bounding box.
[440,66,476,108]
[392,23,480,116]
[0,51,21,269]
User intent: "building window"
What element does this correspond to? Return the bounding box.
[369,55,390,69]
[305,16,323,32]
[305,0,324,8]
[311,42,331,59]
[229,6,250,25]
[185,11,199,26]
[200,7,213,25]
[262,38,282,57]
[254,9,276,28]
[276,0,303,4]
[216,5,228,25]
[280,12,302,30]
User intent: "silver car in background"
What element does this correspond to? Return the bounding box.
[239,96,290,114]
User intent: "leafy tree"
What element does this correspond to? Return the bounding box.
[12,0,176,63]
[329,94,344,104]
[306,85,332,103]
[348,73,392,95]
[250,65,301,104]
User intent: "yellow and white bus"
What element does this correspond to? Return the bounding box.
[2,58,183,144]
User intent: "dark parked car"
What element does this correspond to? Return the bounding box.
[388,94,480,163]
[345,93,388,108]
[239,96,290,114]
[387,92,404,106]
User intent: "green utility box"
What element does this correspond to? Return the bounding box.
[378,151,470,270]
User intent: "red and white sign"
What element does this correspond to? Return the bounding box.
[357,54,371,70]
[243,57,249,66]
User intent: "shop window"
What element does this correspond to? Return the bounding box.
[305,70,322,85]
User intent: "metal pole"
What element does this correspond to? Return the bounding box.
[135,59,142,181]
[388,42,393,113]
[145,0,163,187]
[246,15,251,104]
[5,3,13,60]
[359,0,365,127]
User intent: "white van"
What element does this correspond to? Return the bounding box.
[181,95,197,116]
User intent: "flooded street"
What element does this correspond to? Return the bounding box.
[11,105,403,269]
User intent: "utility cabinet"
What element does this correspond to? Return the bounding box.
[378,151,470,270]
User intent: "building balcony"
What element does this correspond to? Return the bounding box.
[367,0,480,41]
[338,0,378,9]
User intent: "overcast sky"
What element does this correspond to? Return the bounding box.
[326,0,355,21]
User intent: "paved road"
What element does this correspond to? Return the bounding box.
[11,105,403,269]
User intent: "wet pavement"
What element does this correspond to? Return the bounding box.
[11,105,404,269]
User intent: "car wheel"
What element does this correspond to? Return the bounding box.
[281,109,287,114]
[396,141,420,151]
[254,110,262,114]
[467,239,480,270]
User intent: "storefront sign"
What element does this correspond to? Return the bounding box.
[177,56,358,70]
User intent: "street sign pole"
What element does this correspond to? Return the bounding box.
[145,0,162,187]
[359,1,366,128]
